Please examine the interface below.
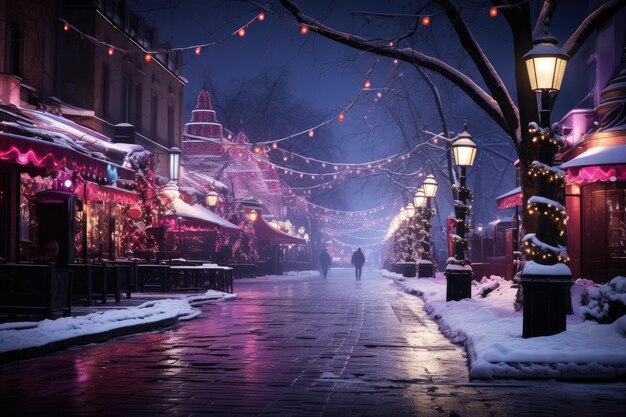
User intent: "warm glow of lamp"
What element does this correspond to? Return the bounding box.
[423,174,438,198]
[144,53,152,62]
[398,207,407,221]
[405,203,416,218]
[169,147,181,181]
[413,188,426,208]
[205,191,219,208]
[247,209,258,223]
[452,130,477,167]
[524,35,568,92]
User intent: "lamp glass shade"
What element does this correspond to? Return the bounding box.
[205,191,219,207]
[524,37,568,92]
[405,203,415,218]
[413,188,426,208]
[423,174,438,198]
[452,136,477,167]
[398,208,407,221]
[247,209,258,223]
[169,147,181,181]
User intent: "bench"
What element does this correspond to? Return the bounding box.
[0,263,71,319]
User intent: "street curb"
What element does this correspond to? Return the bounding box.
[0,316,179,366]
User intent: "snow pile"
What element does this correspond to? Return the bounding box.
[473,275,500,298]
[383,270,626,379]
[580,276,626,324]
[283,270,319,277]
[0,299,195,354]
[0,291,238,355]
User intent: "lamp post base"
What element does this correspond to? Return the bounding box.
[445,268,473,301]
[520,273,573,338]
[397,261,416,278]
[417,261,434,278]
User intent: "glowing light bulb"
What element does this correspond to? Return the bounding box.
[364,80,371,89]
[308,129,314,138]
[489,7,498,17]
[422,16,431,25]
[300,25,309,35]
[194,47,202,55]
[377,92,382,98]
[238,28,246,37]
[63,23,69,31]
[338,113,345,122]
[107,47,114,56]
[63,179,72,188]
[258,12,265,21]
[144,53,152,62]
[272,142,278,149]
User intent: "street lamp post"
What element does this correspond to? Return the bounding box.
[418,175,437,278]
[521,33,572,338]
[445,126,477,301]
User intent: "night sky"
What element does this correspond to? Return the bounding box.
[127,0,594,225]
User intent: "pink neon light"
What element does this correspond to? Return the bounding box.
[566,164,626,185]
[496,192,523,210]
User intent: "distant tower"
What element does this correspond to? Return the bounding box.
[183,87,225,156]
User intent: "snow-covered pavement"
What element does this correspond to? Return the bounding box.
[385,270,626,379]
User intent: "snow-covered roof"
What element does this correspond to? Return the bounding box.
[496,186,521,201]
[561,144,626,168]
[172,198,239,231]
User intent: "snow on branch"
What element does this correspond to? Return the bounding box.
[562,0,626,58]
[533,0,561,38]
[278,0,509,133]
[436,0,519,137]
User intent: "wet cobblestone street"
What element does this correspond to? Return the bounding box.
[1,268,625,416]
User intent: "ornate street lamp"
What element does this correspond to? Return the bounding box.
[524,33,568,128]
[422,174,438,198]
[247,209,258,223]
[169,147,181,182]
[398,207,407,222]
[405,203,416,219]
[418,175,438,278]
[205,190,219,210]
[413,188,426,208]
[445,126,477,301]
[521,33,572,338]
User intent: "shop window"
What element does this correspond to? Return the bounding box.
[0,172,8,258]
[151,93,158,139]
[8,22,23,77]
[607,189,626,260]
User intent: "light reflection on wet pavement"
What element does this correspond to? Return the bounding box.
[1,268,625,416]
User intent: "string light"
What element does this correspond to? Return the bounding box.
[300,25,309,35]
[144,53,152,62]
[308,129,315,138]
[364,80,371,89]
[107,47,114,56]
[194,47,202,55]
[338,113,345,122]
[63,22,69,31]
[422,16,431,26]
[258,12,265,21]
[238,28,246,37]
[489,7,498,17]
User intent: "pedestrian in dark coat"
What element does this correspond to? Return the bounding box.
[351,248,365,280]
[319,249,332,278]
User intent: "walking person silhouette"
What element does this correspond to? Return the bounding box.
[351,248,365,280]
[319,248,332,278]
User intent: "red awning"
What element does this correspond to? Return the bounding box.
[496,186,522,210]
[0,133,134,181]
[561,144,626,185]
[253,216,307,244]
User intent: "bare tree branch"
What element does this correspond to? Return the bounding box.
[278,0,509,133]
[533,0,561,37]
[562,0,626,58]
[435,0,519,139]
